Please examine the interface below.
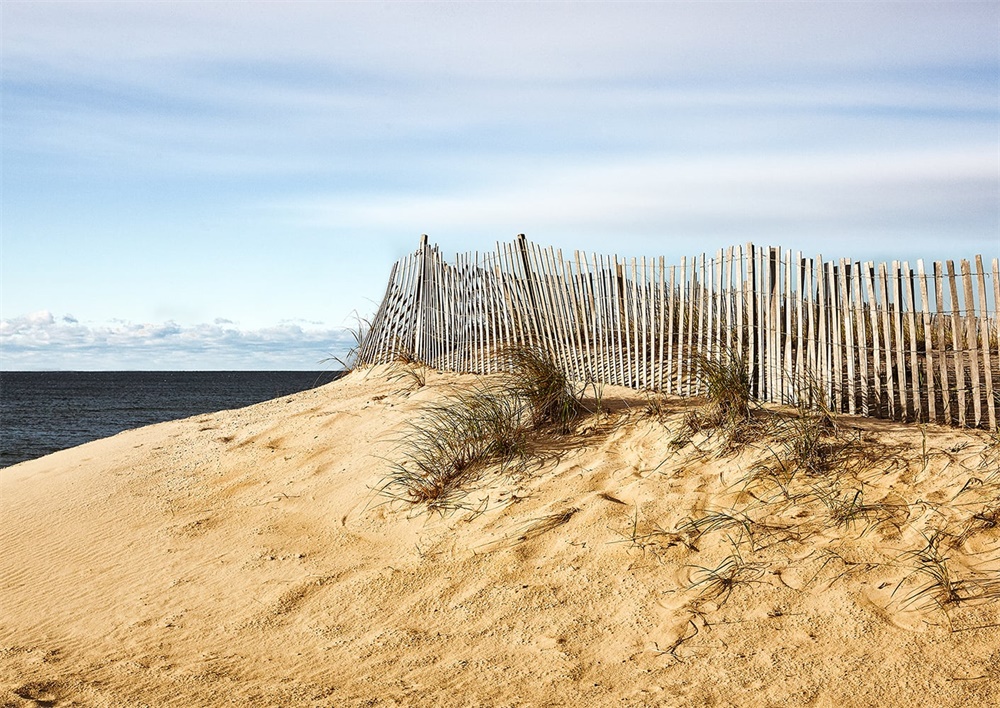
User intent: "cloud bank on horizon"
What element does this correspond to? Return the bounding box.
[1,310,354,371]
[1,2,997,369]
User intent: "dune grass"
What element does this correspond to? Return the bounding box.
[382,346,587,511]
[498,345,583,432]
[381,386,530,511]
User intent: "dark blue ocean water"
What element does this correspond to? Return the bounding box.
[0,371,345,468]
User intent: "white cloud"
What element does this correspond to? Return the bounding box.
[0,312,355,370]
[5,3,996,81]
[274,147,999,260]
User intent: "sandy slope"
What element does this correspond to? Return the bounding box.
[1,366,998,707]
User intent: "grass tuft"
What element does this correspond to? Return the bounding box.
[694,348,753,428]
[499,346,582,432]
[687,546,766,606]
[381,386,529,511]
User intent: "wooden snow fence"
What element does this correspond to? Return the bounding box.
[358,235,1000,430]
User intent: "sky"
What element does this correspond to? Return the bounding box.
[1,1,997,370]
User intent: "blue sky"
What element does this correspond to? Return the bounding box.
[1,1,997,370]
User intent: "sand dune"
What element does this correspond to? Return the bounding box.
[2,366,998,706]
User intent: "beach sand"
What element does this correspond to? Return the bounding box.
[2,366,998,706]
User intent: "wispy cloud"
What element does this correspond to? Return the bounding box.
[0,311,354,370]
[276,147,998,260]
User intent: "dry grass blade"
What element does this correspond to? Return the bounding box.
[892,531,1000,614]
[322,312,371,372]
[517,507,580,542]
[380,386,529,512]
[687,547,766,606]
[387,361,427,390]
[955,504,1000,546]
[499,346,582,432]
[810,485,907,535]
[674,510,755,547]
[694,348,753,428]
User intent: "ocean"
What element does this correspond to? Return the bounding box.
[0,371,345,468]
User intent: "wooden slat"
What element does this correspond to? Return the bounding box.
[650,256,658,388]
[630,257,641,388]
[359,258,397,365]
[766,249,777,401]
[447,254,461,372]
[603,254,617,384]
[756,248,771,401]
[616,257,630,387]
[503,242,529,348]
[585,251,604,381]
[599,255,614,385]
[735,245,745,365]
[746,246,758,398]
[694,254,706,395]
[566,251,588,381]
[433,246,444,370]
[946,260,966,426]
[994,258,1000,425]
[850,262,869,416]
[916,260,936,423]
[863,263,880,416]
[875,262,893,418]
[677,256,688,394]
[890,262,908,420]
[694,253,704,395]
[933,262,952,423]
[644,256,653,388]
[975,255,996,429]
[531,243,557,363]
[481,251,496,372]
[805,258,817,403]
[817,256,831,407]
[552,248,580,380]
[795,254,806,404]
[615,256,628,387]
[961,260,982,426]
[725,246,735,357]
[488,254,509,361]
[667,263,677,394]
[829,261,843,412]
[483,251,503,372]
[783,250,793,404]
[718,249,727,362]
[573,251,594,382]
[658,256,667,390]
[537,244,565,370]
[562,249,586,380]
[466,253,478,372]
[902,263,921,421]
[705,251,717,368]
[839,259,856,414]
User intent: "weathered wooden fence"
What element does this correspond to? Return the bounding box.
[359,235,1000,429]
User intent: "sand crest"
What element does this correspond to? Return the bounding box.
[2,366,998,706]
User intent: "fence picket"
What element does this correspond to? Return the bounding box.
[839,259,856,414]
[916,260,936,423]
[851,262,869,416]
[946,261,966,426]
[961,260,982,426]
[902,263,920,421]
[891,261,908,420]
[975,255,996,429]
[658,256,667,390]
